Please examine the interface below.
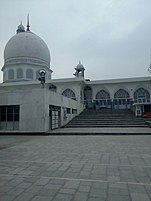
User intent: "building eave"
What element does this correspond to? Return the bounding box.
[85,76,151,85]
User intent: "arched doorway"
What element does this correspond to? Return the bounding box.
[95,90,111,109]
[134,88,150,103]
[133,88,151,115]
[84,85,93,108]
[114,89,130,109]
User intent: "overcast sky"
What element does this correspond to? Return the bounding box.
[0,0,151,82]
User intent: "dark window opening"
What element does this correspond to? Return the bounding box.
[0,105,20,130]
[72,109,77,114]
[67,108,71,114]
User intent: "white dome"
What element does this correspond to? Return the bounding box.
[4,31,50,68]
[76,61,85,69]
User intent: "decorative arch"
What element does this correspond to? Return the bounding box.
[113,89,130,109]
[62,88,76,100]
[8,69,14,79]
[17,68,23,79]
[114,89,130,99]
[96,90,110,99]
[26,69,33,79]
[134,88,150,103]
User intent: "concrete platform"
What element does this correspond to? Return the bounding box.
[48,127,151,135]
[0,135,151,201]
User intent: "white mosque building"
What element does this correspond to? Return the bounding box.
[0,19,151,133]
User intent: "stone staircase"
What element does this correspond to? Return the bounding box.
[65,109,148,128]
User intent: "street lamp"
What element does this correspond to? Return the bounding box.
[38,69,46,88]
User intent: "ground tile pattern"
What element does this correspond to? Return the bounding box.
[0,135,151,201]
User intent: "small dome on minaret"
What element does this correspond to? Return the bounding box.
[16,21,25,34]
[74,61,85,78]
[76,60,84,69]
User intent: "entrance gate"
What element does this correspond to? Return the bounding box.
[113,99,131,109]
[49,105,61,130]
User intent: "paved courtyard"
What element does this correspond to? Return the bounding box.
[0,135,151,201]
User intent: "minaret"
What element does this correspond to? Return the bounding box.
[26,14,30,31]
[74,61,85,78]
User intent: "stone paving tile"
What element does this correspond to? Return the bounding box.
[59,188,77,194]
[130,192,150,201]
[0,182,13,191]
[37,188,58,196]
[25,184,43,193]
[7,187,25,196]
[44,183,62,191]
[12,192,35,201]
[90,188,107,198]
[0,135,151,201]
[16,181,33,188]
[128,183,146,193]
[88,198,106,201]
[107,194,131,201]
[73,192,88,201]
[78,185,91,192]
[63,180,80,189]
[34,177,50,185]
[23,176,39,183]
[0,194,16,201]
[53,193,73,201]
[80,181,92,186]
[108,182,127,189]
[49,179,65,185]
[31,195,53,201]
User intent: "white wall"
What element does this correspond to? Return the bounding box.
[45,88,84,131]
[0,78,150,133]
[91,80,151,100]
[0,82,84,133]
[0,85,45,132]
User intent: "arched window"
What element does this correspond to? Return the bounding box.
[62,88,76,100]
[8,69,14,79]
[26,69,33,79]
[49,84,57,92]
[114,89,129,99]
[134,88,150,103]
[96,90,110,99]
[17,69,23,79]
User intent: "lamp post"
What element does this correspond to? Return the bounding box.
[38,70,46,88]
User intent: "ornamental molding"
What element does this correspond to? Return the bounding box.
[4,57,49,68]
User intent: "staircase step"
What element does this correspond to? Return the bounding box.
[66,125,147,128]
[71,119,144,121]
[65,109,147,128]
